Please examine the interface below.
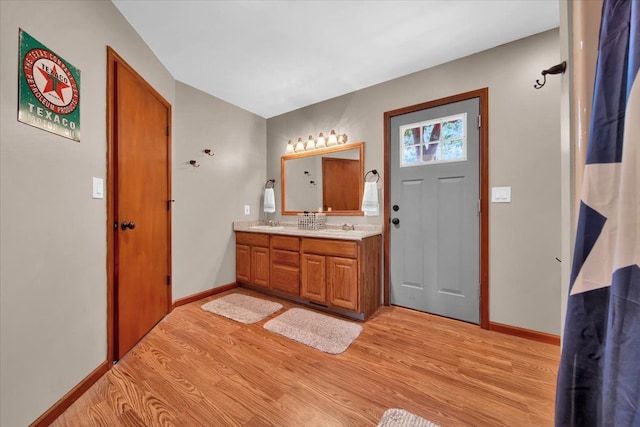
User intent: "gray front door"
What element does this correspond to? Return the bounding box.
[389,97,480,324]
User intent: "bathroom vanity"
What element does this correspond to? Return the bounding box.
[233,223,381,320]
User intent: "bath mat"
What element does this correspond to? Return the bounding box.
[377,409,440,427]
[263,308,362,354]
[201,293,282,324]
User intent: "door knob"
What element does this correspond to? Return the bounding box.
[121,221,136,230]
[393,205,400,212]
[391,218,400,225]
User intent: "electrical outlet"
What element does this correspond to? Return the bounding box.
[244,205,250,215]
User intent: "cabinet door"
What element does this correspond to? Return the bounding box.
[236,244,251,284]
[252,246,270,288]
[301,253,326,303]
[328,256,358,311]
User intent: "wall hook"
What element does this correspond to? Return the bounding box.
[204,149,214,156]
[534,61,567,89]
[189,160,200,167]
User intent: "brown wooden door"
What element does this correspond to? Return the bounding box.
[328,257,358,311]
[322,158,360,211]
[301,254,326,303]
[113,56,171,360]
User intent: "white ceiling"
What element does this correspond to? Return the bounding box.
[112,0,559,119]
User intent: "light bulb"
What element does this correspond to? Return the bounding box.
[306,135,316,150]
[328,130,338,146]
[294,137,305,152]
[316,132,326,148]
[286,139,295,153]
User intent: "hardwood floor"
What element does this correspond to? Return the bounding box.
[51,288,559,426]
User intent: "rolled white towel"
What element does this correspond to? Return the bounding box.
[361,181,379,216]
[264,188,276,213]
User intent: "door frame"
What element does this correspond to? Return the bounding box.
[106,47,173,364]
[383,88,489,329]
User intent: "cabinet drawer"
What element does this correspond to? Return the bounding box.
[271,235,299,251]
[271,249,299,267]
[270,264,300,296]
[236,232,269,247]
[301,238,357,258]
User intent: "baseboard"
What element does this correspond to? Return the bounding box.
[29,360,110,427]
[489,322,560,346]
[172,282,238,308]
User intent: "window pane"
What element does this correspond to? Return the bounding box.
[403,127,421,146]
[402,145,422,166]
[423,122,441,142]
[442,118,463,140]
[423,143,438,162]
[440,138,465,160]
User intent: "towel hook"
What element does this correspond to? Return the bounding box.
[189,160,200,167]
[264,179,275,189]
[365,169,380,183]
[203,149,214,156]
[534,61,567,89]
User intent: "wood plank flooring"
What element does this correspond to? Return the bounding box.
[51,288,559,426]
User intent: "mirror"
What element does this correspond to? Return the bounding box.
[281,141,364,216]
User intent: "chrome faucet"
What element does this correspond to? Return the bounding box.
[268,220,280,227]
[342,223,355,231]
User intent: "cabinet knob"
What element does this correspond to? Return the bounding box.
[391,218,400,225]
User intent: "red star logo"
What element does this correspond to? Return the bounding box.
[37,65,69,102]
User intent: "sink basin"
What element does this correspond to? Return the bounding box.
[317,229,352,234]
[249,225,285,230]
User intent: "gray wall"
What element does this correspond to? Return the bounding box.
[267,29,562,335]
[0,2,265,426]
[173,82,266,300]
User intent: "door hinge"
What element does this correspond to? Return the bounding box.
[167,275,171,285]
[478,199,481,214]
[167,199,175,210]
[166,126,169,136]
[478,114,481,128]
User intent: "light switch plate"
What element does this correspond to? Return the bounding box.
[92,177,104,199]
[491,186,511,203]
[244,205,250,215]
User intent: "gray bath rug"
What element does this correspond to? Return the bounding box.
[263,308,362,354]
[377,409,440,427]
[201,293,282,324]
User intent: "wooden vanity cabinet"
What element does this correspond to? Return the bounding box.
[235,232,270,289]
[235,231,381,319]
[269,235,300,296]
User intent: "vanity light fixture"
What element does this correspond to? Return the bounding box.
[286,139,295,153]
[294,137,306,152]
[286,131,349,153]
[306,134,316,150]
[316,132,326,148]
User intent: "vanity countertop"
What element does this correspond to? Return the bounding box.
[233,221,382,241]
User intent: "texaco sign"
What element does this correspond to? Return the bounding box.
[18,29,81,142]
